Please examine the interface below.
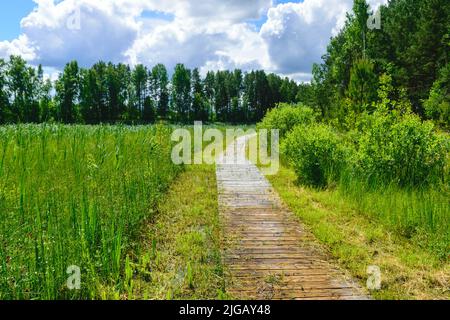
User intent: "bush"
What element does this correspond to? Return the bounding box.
[357,112,448,188]
[282,124,346,188]
[258,103,317,138]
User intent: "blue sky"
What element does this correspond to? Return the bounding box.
[0,0,383,82]
[0,0,37,40]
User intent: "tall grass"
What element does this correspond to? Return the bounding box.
[0,124,181,299]
[338,170,449,260]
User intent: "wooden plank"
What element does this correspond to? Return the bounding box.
[217,135,368,300]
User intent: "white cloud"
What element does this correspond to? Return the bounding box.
[0,34,37,61]
[19,0,139,67]
[259,0,388,78]
[127,20,271,74]
[126,0,273,72]
[0,0,388,81]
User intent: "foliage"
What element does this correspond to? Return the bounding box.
[257,103,317,138]
[356,111,448,188]
[346,59,378,112]
[299,0,450,122]
[424,63,450,128]
[282,124,346,188]
[0,56,301,125]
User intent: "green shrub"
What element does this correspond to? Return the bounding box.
[258,103,317,138]
[357,112,448,188]
[282,124,346,188]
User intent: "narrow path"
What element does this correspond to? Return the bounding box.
[216,135,368,300]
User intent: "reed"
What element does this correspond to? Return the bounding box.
[0,124,181,299]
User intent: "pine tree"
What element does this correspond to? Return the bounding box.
[347,58,378,112]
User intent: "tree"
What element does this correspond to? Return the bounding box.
[0,58,11,123]
[39,78,54,122]
[243,71,256,122]
[106,62,125,123]
[151,64,169,120]
[347,58,378,112]
[296,83,315,109]
[143,96,156,123]
[214,71,230,122]
[254,70,270,121]
[79,62,109,123]
[280,77,298,104]
[204,71,215,121]
[404,0,450,114]
[132,64,148,120]
[267,73,282,108]
[7,56,29,122]
[171,64,191,122]
[191,68,207,121]
[424,62,450,128]
[353,0,370,59]
[116,64,132,122]
[56,61,80,123]
[229,69,243,122]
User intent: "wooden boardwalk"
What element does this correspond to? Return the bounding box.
[216,135,368,300]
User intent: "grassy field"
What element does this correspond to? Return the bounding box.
[1,122,448,300]
[0,124,181,299]
[267,165,450,300]
[124,165,226,300]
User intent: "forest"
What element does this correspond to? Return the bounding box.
[0,57,299,125]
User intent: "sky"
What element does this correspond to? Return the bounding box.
[0,0,387,82]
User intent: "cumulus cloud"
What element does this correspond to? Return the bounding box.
[260,0,350,75]
[126,0,273,72]
[127,20,270,74]
[0,0,388,81]
[0,34,37,60]
[19,0,139,67]
[260,0,387,77]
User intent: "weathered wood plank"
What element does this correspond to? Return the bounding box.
[217,135,368,300]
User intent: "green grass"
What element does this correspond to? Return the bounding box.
[124,165,226,300]
[0,124,182,299]
[338,171,449,260]
[267,165,450,300]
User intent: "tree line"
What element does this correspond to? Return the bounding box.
[296,0,450,128]
[0,56,300,125]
